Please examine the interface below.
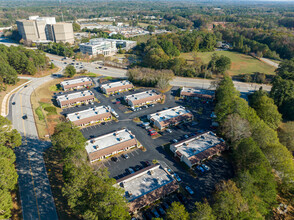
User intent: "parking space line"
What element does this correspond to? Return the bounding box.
[107,161,111,166]
[135,150,139,155]
[130,151,135,157]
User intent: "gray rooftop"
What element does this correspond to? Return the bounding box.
[173,131,224,158]
[67,106,109,122]
[100,80,132,90]
[149,106,191,123]
[60,77,92,87]
[116,164,174,202]
[125,90,158,102]
[181,87,215,96]
[56,90,93,102]
[86,129,135,154]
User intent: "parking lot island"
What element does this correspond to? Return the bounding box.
[100,80,134,95]
[66,105,115,127]
[148,106,194,130]
[86,129,138,163]
[124,90,163,107]
[115,163,179,213]
[180,87,215,100]
[60,77,93,91]
[170,131,227,168]
[56,90,95,108]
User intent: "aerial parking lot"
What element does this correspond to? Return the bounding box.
[57,78,234,216]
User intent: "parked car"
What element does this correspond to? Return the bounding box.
[134,165,142,171]
[202,164,210,171]
[127,168,135,174]
[111,157,118,162]
[145,126,151,130]
[151,208,160,218]
[172,139,178,143]
[184,134,189,139]
[185,186,194,195]
[173,173,181,182]
[145,161,151,166]
[122,154,129,159]
[150,130,158,136]
[166,129,172,133]
[196,165,205,173]
[157,205,166,215]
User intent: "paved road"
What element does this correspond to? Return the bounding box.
[8,72,63,220]
[260,57,279,69]
[47,53,272,94]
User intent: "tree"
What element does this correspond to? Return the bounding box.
[0,189,12,219]
[190,200,215,220]
[72,22,81,32]
[275,58,294,81]
[220,113,251,145]
[0,116,22,148]
[250,90,282,130]
[278,122,294,152]
[64,65,76,78]
[213,180,249,219]
[166,202,189,220]
[147,25,155,33]
[215,55,231,74]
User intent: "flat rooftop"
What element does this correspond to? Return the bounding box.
[149,106,191,123]
[100,80,132,90]
[86,129,135,154]
[125,90,157,102]
[60,77,92,86]
[116,164,174,202]
[174,131,224,158]
[181,87,215,96]
[67,106,109,122]
[56,90,93,102]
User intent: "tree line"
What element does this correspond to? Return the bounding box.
[209,75,294,218]
[0,116,22,219]
[51,122,130,219]
[0,45,48,86]
[134,31,233,78]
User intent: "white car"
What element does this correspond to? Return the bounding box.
[202,164,210,171]
[185,186,194,195]
[166,129,172,133]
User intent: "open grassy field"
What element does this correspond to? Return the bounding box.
[180,50,276,76]
[31,78,65,139]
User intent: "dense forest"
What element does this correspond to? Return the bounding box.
[0,45,48,89]
[0,116,22,219]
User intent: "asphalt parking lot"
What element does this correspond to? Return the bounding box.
[69,82,234,206]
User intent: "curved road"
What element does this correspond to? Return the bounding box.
[8,70,63,220]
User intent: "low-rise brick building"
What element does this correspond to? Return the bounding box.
[100,80,134,95]
[170,131,227,168]
[124,90,162,107]
[148,106,194,130]
[60,77,93,91]
[66,105,114,127]
[86,129,138,163]
[56,90,95,108]
[115,163,179,213]
[180,87,215,100]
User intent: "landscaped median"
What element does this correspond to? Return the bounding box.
[30,78,65,140]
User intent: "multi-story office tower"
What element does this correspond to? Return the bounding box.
[51,23,74,44]
[16,16,74,44]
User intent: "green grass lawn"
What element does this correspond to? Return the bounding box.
[180,50,276,76]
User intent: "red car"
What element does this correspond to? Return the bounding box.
[150,131,158,136]
[148,128,154,132]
